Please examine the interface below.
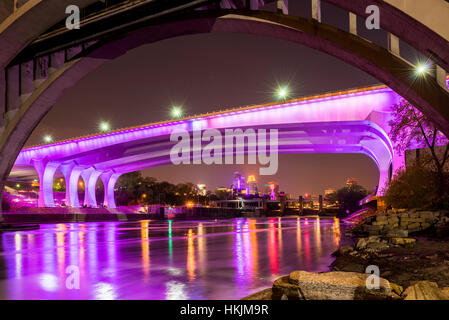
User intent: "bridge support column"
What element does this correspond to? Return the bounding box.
[276,0,288,14]
[33,159,60,207]
[49,51,65,74]
[361,138,395,196]
[101,172,120,209]
[388,33,400,56]
[436,66,448,91]
[219,0,236,9]
[34,56,49,88]
[6,65,19,121]
[66,45,83,61]
[312,0,321,22]
[60,163,84,207]
[0,69,5,128]
[249,0,262,10]
[378,167,390,196]
[349,12,357,35]
[81,168,102,208]
[20,60,33,103]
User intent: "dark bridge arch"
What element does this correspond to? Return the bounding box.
[1,9,449,198]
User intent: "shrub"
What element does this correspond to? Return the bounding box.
[384,165,439,209]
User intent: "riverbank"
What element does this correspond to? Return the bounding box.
[243,209,449,300]
[332,236,449,289]
[331,209,449,293]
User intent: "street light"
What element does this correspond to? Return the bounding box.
[43,135,53,143]
[171,106,183,119]
[276,86,289,101]
[415,62,430,77]
[99,121,110,132]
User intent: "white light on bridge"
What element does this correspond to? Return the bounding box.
[43,135,53,143]
[415,62,430,76]
[99,122,111,132]
[171,106,183,119]
[276,86,290,101]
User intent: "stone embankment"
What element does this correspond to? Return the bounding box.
[349,210,449,237]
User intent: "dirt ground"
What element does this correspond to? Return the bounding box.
[332,237,449,288]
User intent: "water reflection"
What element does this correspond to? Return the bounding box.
[197,223,206,276]
[141,220,150,280]
[268,218,279,275]
[248,219,259,278]
[0,217,345,300]
[186,229,196,281]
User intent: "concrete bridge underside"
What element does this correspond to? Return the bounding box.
[10,121,394,208]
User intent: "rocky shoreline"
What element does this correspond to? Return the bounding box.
[243,210,449,300]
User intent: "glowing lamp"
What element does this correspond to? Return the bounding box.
[99,122,110,132]
[171,106,183,118]
[276,86,289,100]
[415,62,430,76]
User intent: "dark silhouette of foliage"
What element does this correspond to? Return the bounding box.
[384,164,440,209]
[389,99,449,200]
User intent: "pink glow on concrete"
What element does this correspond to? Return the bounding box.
[16,86,399,165]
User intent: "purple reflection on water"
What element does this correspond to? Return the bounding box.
[0,218,347,300]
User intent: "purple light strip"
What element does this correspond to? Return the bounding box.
[21,85,395,153]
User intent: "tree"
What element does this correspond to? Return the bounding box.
[389,99,449,199]
[329,184,368,215]
[384,164,439,209]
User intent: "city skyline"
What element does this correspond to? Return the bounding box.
[142,157,375,198]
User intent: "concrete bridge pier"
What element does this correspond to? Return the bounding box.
[81,167,102,208]
[101,171,120,209]
[60,163,85,208]
[32,159,59,207]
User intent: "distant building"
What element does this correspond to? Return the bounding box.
[232,171,246,194]
[247,175,258,196]
[324,189,336,197]
[197,184,206,196]
[265,182,279,200]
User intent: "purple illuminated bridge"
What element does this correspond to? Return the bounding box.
[9,84,410,208]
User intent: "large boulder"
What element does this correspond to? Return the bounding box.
[403,281,449,300]
[272,271,391,300]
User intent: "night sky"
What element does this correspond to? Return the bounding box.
[24,3,423,197]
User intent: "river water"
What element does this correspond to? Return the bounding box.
[0,217,345,299]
